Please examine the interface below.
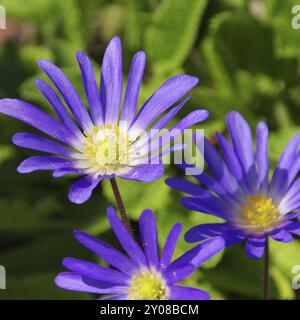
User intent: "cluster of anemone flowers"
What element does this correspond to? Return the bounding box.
[0,36,299,300]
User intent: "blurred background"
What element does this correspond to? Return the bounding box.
[0,0,299,299]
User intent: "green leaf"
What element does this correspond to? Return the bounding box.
[221,0,248,8]
[0,145,15,165]
[145,0,208,73]
[0,233,94,275]
[102,175,171,221]
[98,4,126,42]
[268,127,300,163]
[3,273,90,300]
[199,10,298,127]
[203,245,294,299]
[270,238,300,280]
[19,66,89,109]
[202,12,276,89]
[0,0,52,19]
[20,45,54,70]
[270,266,295,300]
[125,0,152,50]
[183,269,225,300]
[0,232,94,299]
[155,180,224,267]
[266,0,300,59]
[0,197,60,232]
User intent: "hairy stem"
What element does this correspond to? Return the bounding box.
[110,177,133,235]
[263,237,270,300]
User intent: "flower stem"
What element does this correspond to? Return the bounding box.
[110,177,133,235]
[263,236,270,300]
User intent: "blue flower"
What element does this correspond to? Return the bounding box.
[55,207,224,300]
[0,36,208,204]
[166,111,300,260]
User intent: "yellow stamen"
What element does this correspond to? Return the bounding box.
[81,125,131,175]
[240,195,280,233]
[127,268,168,300]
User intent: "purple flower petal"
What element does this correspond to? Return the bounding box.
[68,175,102,204]
[160,223,182,271]
[172,237,225,270]
[130,75,199,132]
[256,121,269,193]
[101,294,127,300]
[245,236,266,260]
[285,221,300,236]
[185,223,245,246]
[107,207,147,267]
[100,36,123,125]
[169,285,210,300]
[0,99,76,147]
[215,132,251,193]
[269,228,293,243]
[180,196,228,218]
[226,112,257,191]
[62,258,129,285]
[287,152,300,187]
[200,136,241,196]
[53,168,80,178]
[164,264,195,284]
[147,144,185,164]
[170,109,209,131]
[12,133,74,157]
[196,176,242,214]
[150,97,190,132]
[194,171,238,205]
[55,272,126,294]
[150,110,209,151]
[74,230,135,276]
[270,131,300,200]
[35,79,83,141]
[120,164,164,182]
[76,51,103,126]
[164,237,224,283]
[17,156,74,173]
[165,177,208,196]
[121,51,146,126]
[278,178,300,214]
[285,210,300,220]
[280,197,300,216]
[38,59,93,132]
[139,209,159,268]
[136,97,191,148]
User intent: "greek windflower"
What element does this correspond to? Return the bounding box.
[167,111,300,260]
[55,207,224,300]
[0,36,208,204]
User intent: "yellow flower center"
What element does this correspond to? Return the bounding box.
[81,125,131,175]
[240,195,280,233]
[127,269,168,300]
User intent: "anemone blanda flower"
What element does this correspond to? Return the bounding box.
[0,36,208,204]
[166,111,300,260]
[55,207,224,300]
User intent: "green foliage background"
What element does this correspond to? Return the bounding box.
[0,0,299,299]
